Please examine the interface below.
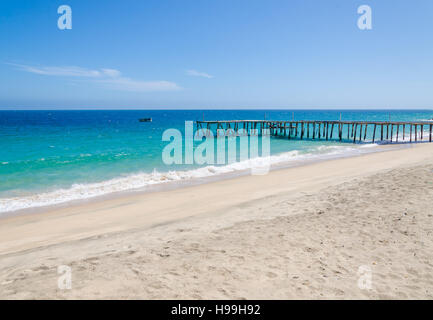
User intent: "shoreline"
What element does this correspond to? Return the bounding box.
[0,142,431,255]
[0,142,432,298]
[0,141,410,218]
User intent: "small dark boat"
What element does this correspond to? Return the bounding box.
[139,118,152,122]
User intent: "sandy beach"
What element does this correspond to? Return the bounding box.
[0,143,432,299]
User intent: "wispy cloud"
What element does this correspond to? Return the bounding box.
[96,77,180,92]
[186,69,214,79]
[10,63,102,77]
[100,68,122,78]
[8,63,181,92]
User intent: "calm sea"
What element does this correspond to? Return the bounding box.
[1,109,432,214]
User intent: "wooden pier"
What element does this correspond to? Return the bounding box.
[195,120,433,143]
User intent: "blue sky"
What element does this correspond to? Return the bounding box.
[0,0,432,109]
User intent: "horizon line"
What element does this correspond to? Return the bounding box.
[0,107,432,111]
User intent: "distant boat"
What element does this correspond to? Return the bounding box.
[139,118,152,122]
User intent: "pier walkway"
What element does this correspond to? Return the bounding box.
[195,120,433,143]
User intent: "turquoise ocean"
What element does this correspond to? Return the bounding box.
[1,110,432,214]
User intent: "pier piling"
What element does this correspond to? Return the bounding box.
[195,119,433,144]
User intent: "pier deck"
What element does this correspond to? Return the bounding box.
[195,120,433,143]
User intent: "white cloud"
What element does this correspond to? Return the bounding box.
[11,64,102,77]
[9,63,180,92]
[97,77,181,92]
[101,68,122,78]
[186,69,213,79]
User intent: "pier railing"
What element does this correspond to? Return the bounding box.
[195,120,433,143]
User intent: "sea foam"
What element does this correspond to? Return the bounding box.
[0,144,379,214]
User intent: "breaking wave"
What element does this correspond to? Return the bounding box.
[0,143,382,214]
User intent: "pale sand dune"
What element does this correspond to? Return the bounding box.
[0,143,432,299]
